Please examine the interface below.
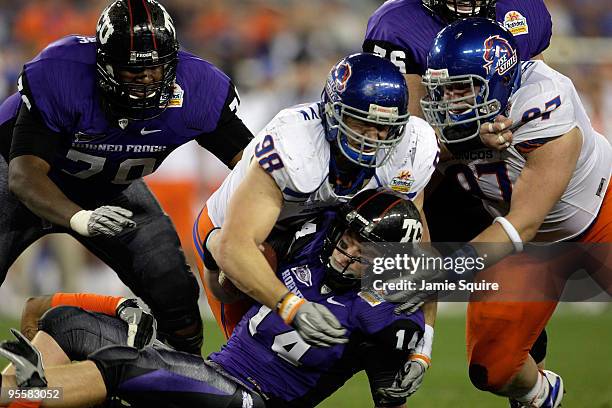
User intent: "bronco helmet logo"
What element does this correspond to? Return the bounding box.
[333,62,352,93]
[482,35,518,76]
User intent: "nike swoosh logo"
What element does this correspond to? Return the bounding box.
[327,297,345,307]
[140,128,162,135]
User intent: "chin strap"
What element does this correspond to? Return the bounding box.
[329,151,375,196]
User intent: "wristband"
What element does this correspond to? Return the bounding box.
[276,292,305,325]
[418,324,434,358]
[493,216,524,252]
[202,227,221,270]
[411,324,434,366]
[69,210,92,236]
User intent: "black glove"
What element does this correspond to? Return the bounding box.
[116,299,157,349]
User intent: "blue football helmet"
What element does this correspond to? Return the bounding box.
[323,53,410,168]
[420,18,521,144]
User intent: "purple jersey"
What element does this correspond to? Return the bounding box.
[0,35,245,198]
[363,0,552,75]
[210,215,424,406]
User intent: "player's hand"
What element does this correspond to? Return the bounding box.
[70,205,136,237]
[277,293,348,347]
[480,115,513,151]
[381,246,446,315]
[116,298,157,349]
[377,325,434,399]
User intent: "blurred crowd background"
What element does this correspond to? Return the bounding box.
[0,0,610,315]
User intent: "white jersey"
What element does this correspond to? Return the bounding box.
[439,61,611,242]
[207,102,439,229]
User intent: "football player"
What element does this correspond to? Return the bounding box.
[396,19,611,407]
[0,0,254,354]
[192,53,439,342]
[363,0,554,242]
[0,189,434,408]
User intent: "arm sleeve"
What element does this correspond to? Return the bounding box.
[9,102,62,164]
[51,293,123,316]
[195,82,254,167]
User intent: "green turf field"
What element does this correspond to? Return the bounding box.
[1,311,611,407]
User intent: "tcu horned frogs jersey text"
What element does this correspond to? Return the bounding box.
[206,101,439,228]
[210,215,424,405]
[439,61,612,242]
[363,0,552,74]
[0,35,245,199]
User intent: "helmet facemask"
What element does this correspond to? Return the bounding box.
[421,70,500,143]
[422,0,497,21]
[324,99,409,168]
[97,52,178,121]
[321,222,380,292]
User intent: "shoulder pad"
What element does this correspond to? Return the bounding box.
[176,52,231,131]
[258,106,329,198]
[509,69,575,145]
[20,37,97,133]
[384,116,438,198]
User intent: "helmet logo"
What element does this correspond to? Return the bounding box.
[482,35,517,76]
[97,9,115,45]
[333,62,352,93]
[130,50,159,62]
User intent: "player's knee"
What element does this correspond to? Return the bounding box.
[155,307,203,355]
[530,329,548,365]
[468,361,517,392]
[40,306,127,360]
[468,363,491,391]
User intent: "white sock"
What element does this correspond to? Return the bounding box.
[517,371,549,406]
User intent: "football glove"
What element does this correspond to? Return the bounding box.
[70,205,136,237]
[385,245,478,315]
[377,324,434,399]
[276,292,347,347]
[0,328,47,387]
[116,299,157,349]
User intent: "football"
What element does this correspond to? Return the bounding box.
[259,241,278,272]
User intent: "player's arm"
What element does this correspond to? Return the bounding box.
[195,82,253,170]
[20,293,155,348]
[8,104,82,227]
[361,317,425,407]
[9,105,135,237]
[213,160,347,346]
[213,159,288,307]
[472,126,582,257]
